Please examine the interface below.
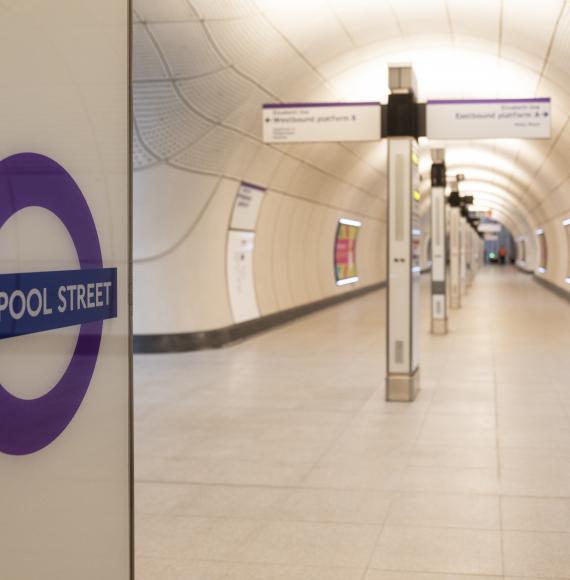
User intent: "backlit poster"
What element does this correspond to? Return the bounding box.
[562,219,570,284]
[335,219,361,285]
[537,229,548,273]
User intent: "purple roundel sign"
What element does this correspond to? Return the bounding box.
[0,153,117,455]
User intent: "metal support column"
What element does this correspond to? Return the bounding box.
[430,148,447,334]
[385,65,421,402]
[449,202,461,309]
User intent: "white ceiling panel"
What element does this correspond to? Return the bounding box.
[225,90,272,136]
[391,0,451,36]
[177,68,256,123]
[134,82,213,159]
[207,15,282,65]
[135,0,198,22]
[149,22,224,78]
[447,0,500,45]
[501,0,564,71]
[543,4,570,83]
[189,0,256,20]
[171,127,244,175]
[260,2,353,65]
[133,123,159,170]
[330,0,400,47]
[133,24,168,81]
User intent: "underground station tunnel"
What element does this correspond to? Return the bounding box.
[2,0,570,579]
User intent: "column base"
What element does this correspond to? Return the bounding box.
[386,368,420,402]
[431,319,448,335]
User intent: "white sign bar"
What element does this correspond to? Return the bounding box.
[262,102,381,144]
[478,223,502,233]
[485,234,500,241]
[427,98,551,140]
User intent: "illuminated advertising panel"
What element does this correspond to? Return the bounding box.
[536,229,548,273]
[562,218,570,284]
[335,219,361,286]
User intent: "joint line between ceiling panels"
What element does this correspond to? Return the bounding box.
[385,0,405,38]
[326,0,357,49]
[527,116,570,213]
[498,0,504,58]
[444,0,455,46]
[506,2,567,203]
[536,0,567,93]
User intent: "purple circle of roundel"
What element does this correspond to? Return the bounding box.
[0,153,103,455]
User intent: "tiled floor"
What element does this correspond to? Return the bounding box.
[135,268,570,579]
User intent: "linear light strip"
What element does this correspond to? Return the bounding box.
[339,218,362,228]
[336,276,359,286]
[563,218,570,227]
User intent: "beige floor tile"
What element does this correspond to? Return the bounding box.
[276,488,396,524]
[500,466,570,497]
[400,465,499,494]
[386,492,500,529]
[135,513,264,561]
[136,482,289,519]
[503,530,570,578]
[238,520,380,567]
[139,560,366,580]
[502,496,570,532]
[136,455,313,487]
[370,526,503,575]
[365,572,501,580]
[409,445,497,468]
[302,461,405,491]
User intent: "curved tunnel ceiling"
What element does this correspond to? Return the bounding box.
[133,0,570,240]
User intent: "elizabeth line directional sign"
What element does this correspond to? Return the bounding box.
[426,98,551,140]
[262,102,381,144]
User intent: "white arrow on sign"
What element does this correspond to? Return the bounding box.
[427,98,551,140]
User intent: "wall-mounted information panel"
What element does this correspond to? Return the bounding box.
[227,183,265,323]
[262,102,381,143]
[0,3,132,580]
[335,218,361,286]
[230,182,265,231]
